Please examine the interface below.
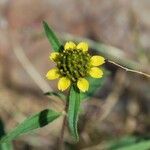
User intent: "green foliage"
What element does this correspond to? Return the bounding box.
[43,21,62,52]
[0,119,13,150]
[118,141,150,150]
[0,109,61,143]
[68,85,81,141]
[0,143,13,150]
[107,136,150,150]
[107,136,137,150]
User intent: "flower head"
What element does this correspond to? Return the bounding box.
[46,41,105,92]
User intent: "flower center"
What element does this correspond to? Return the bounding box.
[56,49,91,82]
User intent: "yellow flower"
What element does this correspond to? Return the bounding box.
[46,41,105,92]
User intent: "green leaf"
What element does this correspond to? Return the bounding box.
[0,143,13,150]
[44,91,66,101]
[118,140,150,150]
[68,85,81,141]
[0,119,13,150]
[43,21,62,52]
[107,136,150,150]
[107,136,137,150]
[0,109,61,143]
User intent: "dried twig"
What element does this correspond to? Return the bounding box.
[107,60,150,78]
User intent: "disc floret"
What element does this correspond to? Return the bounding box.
[56,49,91,82]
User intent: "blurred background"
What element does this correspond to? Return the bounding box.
[0,0,150,149]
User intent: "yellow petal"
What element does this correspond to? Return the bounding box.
[90,55,105,66]
[58,77,71,91]
[89,67,103,78]
[77,42,88,52]
[77,78,89,92]
[49,52,59,61]
[46,68,60,80]
[64,41,76,51]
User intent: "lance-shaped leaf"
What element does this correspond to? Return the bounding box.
[43,21,62,52]
[0,119,13,150]
[0,109,61,143]
[68,85,81,141]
